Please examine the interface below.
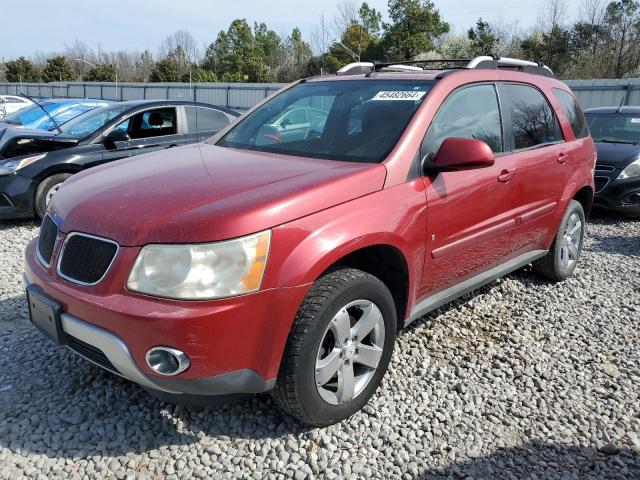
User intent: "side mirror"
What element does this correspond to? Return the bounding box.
[431,137,495,171]
[104,129,130,144]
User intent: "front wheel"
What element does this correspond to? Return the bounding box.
[533,200,586,282]
[35,173,72,219]
[273,268,397,427]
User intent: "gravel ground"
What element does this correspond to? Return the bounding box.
[0,214,638,480]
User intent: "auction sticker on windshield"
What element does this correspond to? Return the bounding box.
[372,91,427,101]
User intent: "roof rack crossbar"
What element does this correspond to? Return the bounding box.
[336,55,554,78]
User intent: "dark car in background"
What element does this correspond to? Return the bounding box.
[585,106,640,217]
[0,98,113,131]
[0,100,239,219]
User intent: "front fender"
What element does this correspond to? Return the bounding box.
[263,180,428,312]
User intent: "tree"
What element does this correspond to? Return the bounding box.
[42,56,76,82]
[603,0,640,77]
[149,50,182,82]
[383,0,450,60]
[279,28,313,82]
[83,64,117,82]
[468,18,499,55]
[5,57,41,82]
[359,2,383,37]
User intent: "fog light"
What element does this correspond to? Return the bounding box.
[624,192,640,205]
[146,347,190,376]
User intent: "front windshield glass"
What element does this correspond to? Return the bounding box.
[586,113,640,144]
[216,80,434,163]
[60,104,128,136]
[1,102,103,131]
[1,103,56,126]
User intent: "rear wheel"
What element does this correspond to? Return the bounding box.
[35,173,72,219]
[533,200,586,282]
[273,268,397,427]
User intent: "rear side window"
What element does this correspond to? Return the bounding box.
[503,84,563,150]
[427,84,503,154]
[185,106,231,133]
[553,89,589,139]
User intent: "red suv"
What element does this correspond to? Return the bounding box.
[24,56,596,426]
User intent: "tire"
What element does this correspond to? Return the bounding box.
[35,173,72,219]
[533,200,586,282]
[273,268,397,427]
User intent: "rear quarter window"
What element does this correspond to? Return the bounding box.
[502,83,563,150]
[553,88,589,139]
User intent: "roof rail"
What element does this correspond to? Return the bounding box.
[335,55,554,78]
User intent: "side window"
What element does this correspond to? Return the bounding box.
[185,107,231,133]
[553,88,589,139]
[503,84,563,149]
[428,84,503,154]
[130,108,177,139]
[282,108,307,125]
[113,118,130,133]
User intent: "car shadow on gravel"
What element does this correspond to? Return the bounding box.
[415,442,640,479]
[0,294,311,460]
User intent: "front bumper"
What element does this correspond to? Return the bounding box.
[24,239,309,396]
[0,172,36,220]
[594,174,640,216]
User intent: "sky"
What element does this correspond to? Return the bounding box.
[0,0,583,60]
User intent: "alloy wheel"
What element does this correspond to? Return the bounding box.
[560,212,583,269]
[315,299,386,405]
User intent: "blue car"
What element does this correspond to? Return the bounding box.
[0,98,113,131]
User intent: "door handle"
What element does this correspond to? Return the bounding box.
[498,170,516,183]
[557,152,568,164]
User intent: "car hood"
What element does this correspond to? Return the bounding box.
[52,143,387,246]
[595,142,640,168]
[0,126,78,159]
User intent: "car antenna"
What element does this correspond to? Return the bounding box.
[616,96,625,113]
[18,93,63,134]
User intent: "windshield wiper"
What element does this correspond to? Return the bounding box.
[598,139,639,145]
[19,93,63,134]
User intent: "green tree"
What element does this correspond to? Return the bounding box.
[191,68,218,82]
[604,0,640,77]
[83,64,117,82]
[42,56,76,82]
[468,18,499,55]
[149,52,181,82]
[329,24,377,64]
[6,57,41,82]
[382,0,450,60]
[359,2,383,37]
[521,26,572,75]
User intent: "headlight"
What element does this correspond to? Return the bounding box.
[618,157,640,180]
[0,153,46,175]
[127,230,271,300]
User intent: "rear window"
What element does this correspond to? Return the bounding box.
[503,84,563,150]
[553,89,589,139]
[217,80,434,163]
[185,106,231,133]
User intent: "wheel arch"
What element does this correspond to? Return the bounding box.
[319,244,410,326]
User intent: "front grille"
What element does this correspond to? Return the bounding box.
[58,233,118,285]
[37,215,58,267]
[0,193,13,208]
[594,176,611,194]
[67,336,119,374]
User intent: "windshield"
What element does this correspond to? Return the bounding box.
[216,80,434,163]
[1,102,103,131]
[586,113,640,144]
[60,104,129,136]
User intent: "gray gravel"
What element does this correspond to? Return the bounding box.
[0,214,638,480]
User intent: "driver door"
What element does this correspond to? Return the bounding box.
[419,83,519,297]
[102,107,185,162]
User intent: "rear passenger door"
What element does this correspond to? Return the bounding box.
[184,106,234,143]
[498,83,569,254]
[102,107,186,162]
[421,83,520,295]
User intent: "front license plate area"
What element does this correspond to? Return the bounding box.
[27,285,66,345]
